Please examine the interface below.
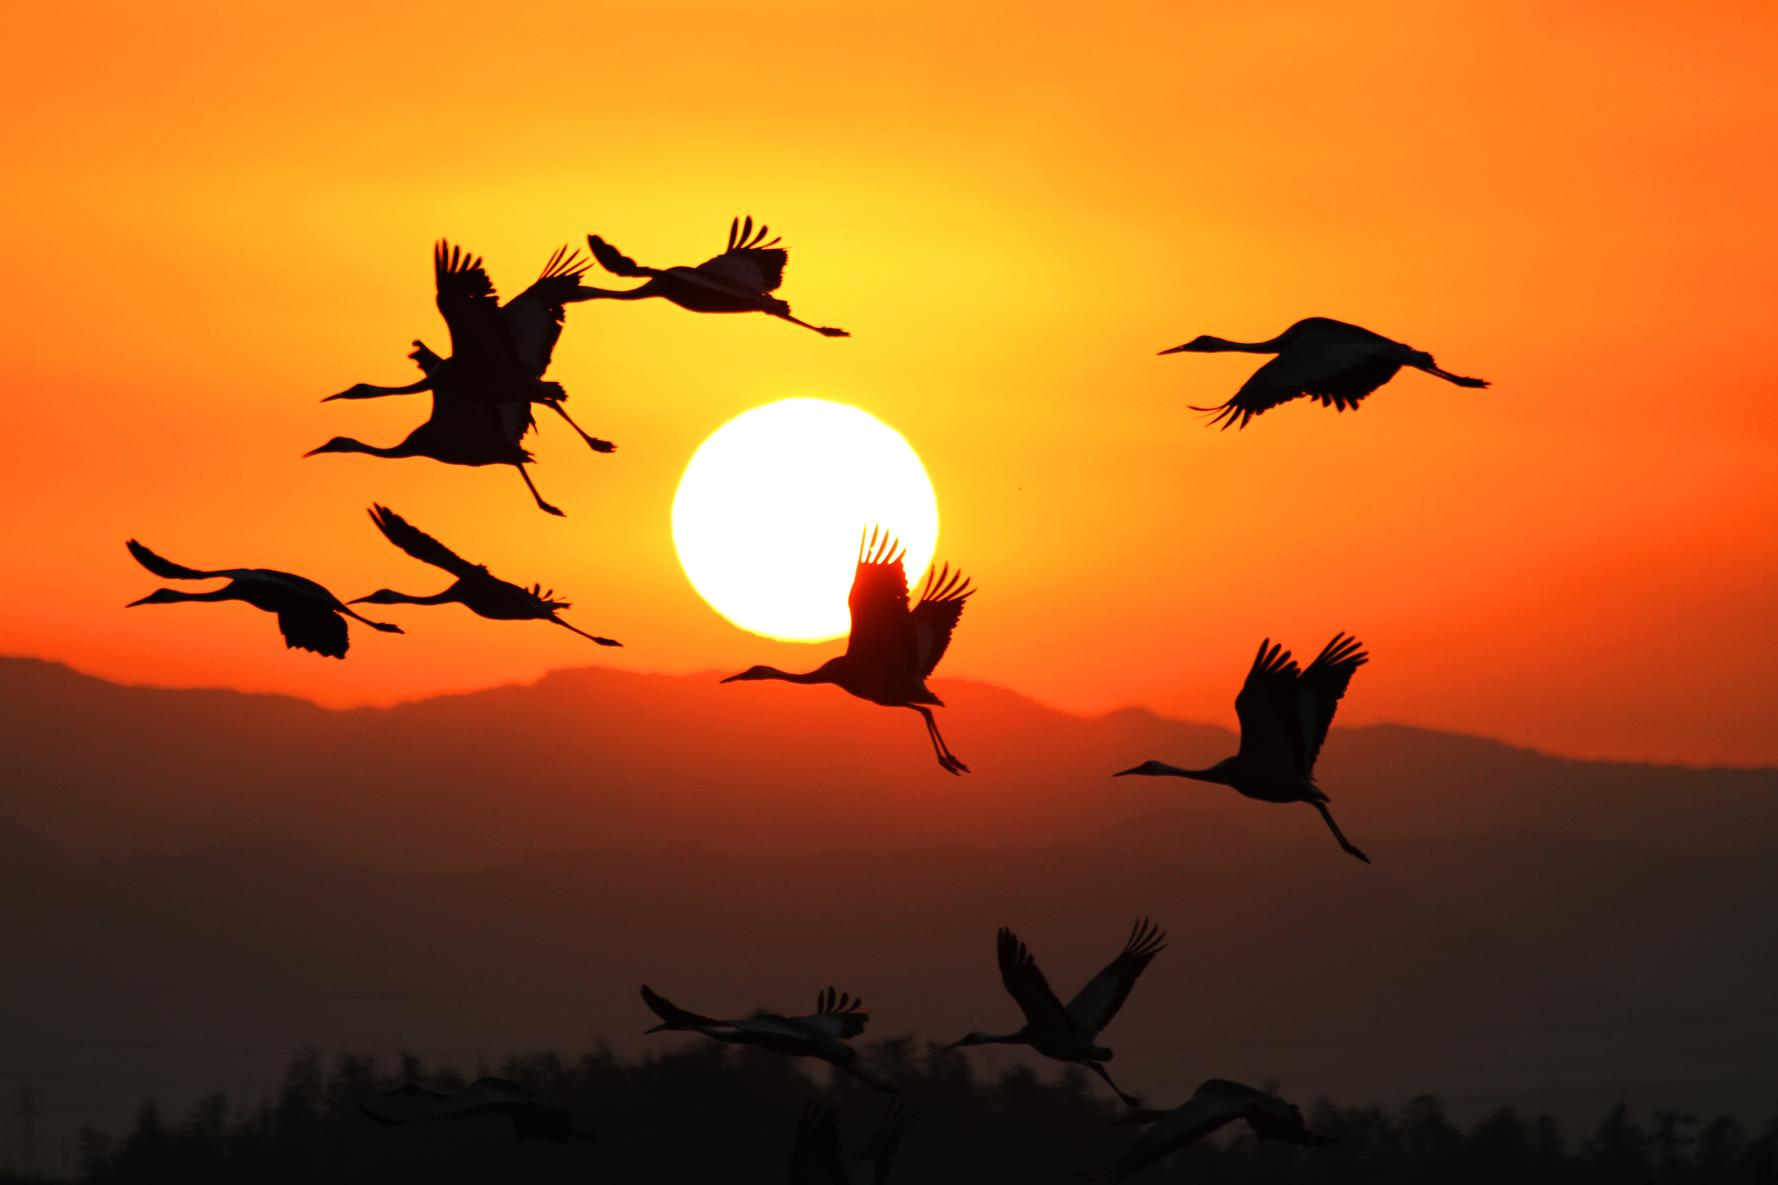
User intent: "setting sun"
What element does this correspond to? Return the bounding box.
[672,398,939,642]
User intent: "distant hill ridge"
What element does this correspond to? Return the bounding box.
[2,655,1776,1138]
[2,656,1772,872]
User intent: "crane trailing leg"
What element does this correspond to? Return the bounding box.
[514,464,565,517]
[1310,800,1370,863]
[772,309,851,338]
[910,705,969,775]
[539,398,616,453]
[1084,1060,1142,1108]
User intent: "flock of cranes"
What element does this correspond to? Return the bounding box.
[121,214,1493,1179]
[356,919,1329,1182]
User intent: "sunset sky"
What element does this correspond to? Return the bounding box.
[3,0,1774,765]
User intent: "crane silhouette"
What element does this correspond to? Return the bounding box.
[948,919,1165,1108]
[326,243,615,453]
[581,216,849,337]
[791,1099,916,1185]
[721,527,973,774]
[349,505,619,645]
[124,539,401,659]
[1091,1079,1331,1183]
[1115,634,1372,863]
[306,258,569,516]
[360,1076,595,1142]
[1160,317,1488,429]
[640,985,895,1093]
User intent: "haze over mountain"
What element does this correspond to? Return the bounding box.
[1,656,1774,1160]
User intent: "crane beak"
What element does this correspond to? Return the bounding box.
[1112,765,1144,777]
[1157,343,1190,355]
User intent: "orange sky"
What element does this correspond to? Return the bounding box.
[3,1,1775,765]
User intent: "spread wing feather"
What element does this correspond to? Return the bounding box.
[1234,640,1304,770]
[503,245,589,375]
[640,984,725,1028]
[911,563,972,676]
[796,986,869,1040]
[432,240,508,366]
[367,504,480,578]
[694,215,788,291]
[585,234,657,278]
[1096,1081,1307,1184]
[1195,329,1401,430]
[277,606,348,659]
[863,1100,916,1184]
[791,1102,848,1185]
[1296,633,1368,770]
[1065,918,1166,1036]
[126,539,227,581]
[845,526,913,670]
[996,927,1078,1035]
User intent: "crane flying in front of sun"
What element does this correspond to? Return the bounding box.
[676,398,976,774]
[672,398,940,641]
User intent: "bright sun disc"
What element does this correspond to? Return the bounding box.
[673,399,939,642]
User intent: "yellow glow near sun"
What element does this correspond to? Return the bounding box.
[673,399,940,642]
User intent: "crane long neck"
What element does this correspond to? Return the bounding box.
[1154,762,1232,783]
[1201,334,1288,354]
[963,1030,1028,1047]
[759,665,837,685]
[308,437,410,459]
[566,285,654,301]
[161,587,237,603]
[379,588,457,605]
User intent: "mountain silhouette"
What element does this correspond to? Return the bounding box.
[1,656,1774,1156]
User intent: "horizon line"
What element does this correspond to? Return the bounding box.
[4,652,1773,775]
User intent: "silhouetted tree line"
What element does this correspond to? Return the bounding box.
[36,1041,1778,1184]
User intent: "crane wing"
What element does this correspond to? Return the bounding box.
[845,527,914,672]
[1064,918,1165,1037]
[1196,328,1399,430]
[640,984,727,1028]
[365,1077,549,1125]
[996,927,1077,1035]
[276,606,349,659]
[909,563,972,677]
[432,241,509,367]
[693,216,788,292]
[125,539,235,581]
[252,570,348,605]
[585,234,657,278]
[1296,353,1402,412]
[1295,633,1368,771]
[360,1080,456,1126]
[793,986,869,1040]
[791,1102,848,1185]
[1233,639,1305,771]
[861,1099,916,1185]
[1186,1079,1330,1145]
[502,245,588,376]
[424,370,537,449]
[1157,1084,1257,1142]
[367,505,481,578]
[694,249,787,294]
[452,1077,547,1116]
[1091,1083,1252,1183]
